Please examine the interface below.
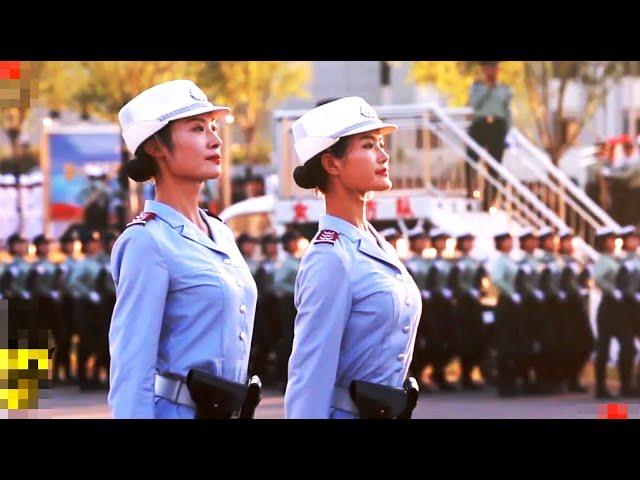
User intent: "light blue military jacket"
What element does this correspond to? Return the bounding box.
[490,252,519,299]
[108,200,257,419]
[285,214,422,419]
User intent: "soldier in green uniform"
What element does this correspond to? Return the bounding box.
[1,234,35,347]
[26,234,61,377]
[403,225,436,391]
[615,225,640,393]
[515,228,555,394]
[490,230,524,397]
[251,233,281,385]
[450,231,487,390]
[557,229,593,393]
[55,231,79,384]
[68,229,105,390]
[593,227,635,398]
[536,227,565,393]
[425,228,458,391]
[274,229,304,391]
[95,229,119,388]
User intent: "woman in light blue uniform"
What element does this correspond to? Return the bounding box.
[284,97,422,419]
[108,80,257,418]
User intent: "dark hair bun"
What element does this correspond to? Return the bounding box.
[126,156,156,182]
[293,164,318,189]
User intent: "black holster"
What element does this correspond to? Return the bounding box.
[186,369,262,419]
[349,377,420,419]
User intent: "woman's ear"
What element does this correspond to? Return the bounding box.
[320,152,341,177]
[143,137,163,159]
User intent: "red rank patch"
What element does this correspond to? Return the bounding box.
[314,229,339,245]
[126,211,157,228]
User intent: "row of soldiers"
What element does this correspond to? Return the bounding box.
[490,224,640,399]
[489,227,595,397]
[397,226,494,393]
[591,225,640,399]
[386,224,599,397]
[0,228,119,390]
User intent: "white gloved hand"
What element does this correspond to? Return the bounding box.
[511,292,522,304]
[557,291,567,302]
[89,291,101,304]
[421,290,431,301]
[469,288,480,299]
[441,288,453,300]
[533,289,544,302]
[612,289,623,302]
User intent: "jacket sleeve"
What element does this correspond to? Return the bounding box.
[107,227,169,419]
[284,247,351,419]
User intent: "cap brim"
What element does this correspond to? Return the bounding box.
[346,122,397,137]
[167,104,230,123]
[294,121,397,165]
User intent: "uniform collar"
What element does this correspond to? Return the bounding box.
[144,200,232,258]
[318,214,365,242]
[318,214,401,272]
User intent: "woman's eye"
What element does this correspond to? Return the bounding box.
[193,126,205,132]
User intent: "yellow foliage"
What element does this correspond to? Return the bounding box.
[203,61,311,162]
[38,61,207,120]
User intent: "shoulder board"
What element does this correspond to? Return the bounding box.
[204,209,224,224]
[125,211,157,229]
[314,229,339,246]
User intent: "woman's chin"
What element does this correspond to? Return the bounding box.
[201,165,222,180]
[373,178,392,191]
